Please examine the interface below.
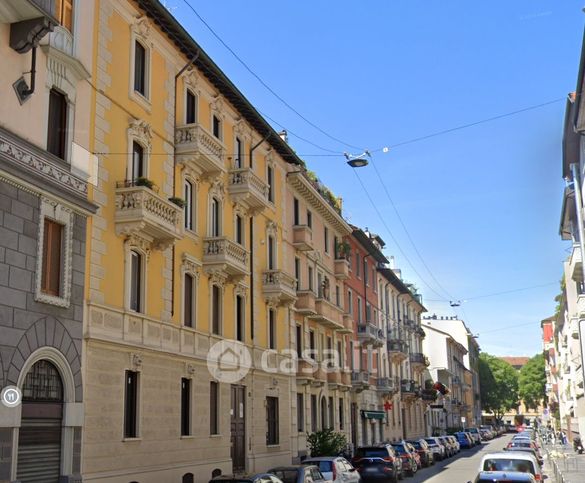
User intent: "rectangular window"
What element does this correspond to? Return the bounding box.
[333,236,339,259]
[236,295,244,342]
[294,257,301,291]
[348,289,353,314]
[212,285,221,335]
[186,90,197,124]
[357,297,362,323]
[268,236,275,270]
[124,370,139,438]
[309,330,315,360]
[356,253,361,277]
[134,41,146,96]
[337,341,343,368]
[184,180,193,230]
[307,210,312,229]
[210,381,219,435]
[235,215,243,245]
[47,89,67,160]
[56,0,73,31]
[335,285,340,307]
[308,266,314,291]
[269,308,276,350]
[366,303,372,323]
[212,115,221,139]
[364,260,369,285]
[184,273,194,327]
[41,219,63,296]
[296,325,302,357]
[328,396,334,430]
[129,250,142,312]
[131,141,144,181]
[324,227,329,253]
[235,137,243,168]
[293,198,300,225]
[297,393,304,432]
[211,198,220,236]
[181,378,191,436]
[267,165,274,202]
[266,396,279,445]
[311,395,317,432]
[339,398,344,430]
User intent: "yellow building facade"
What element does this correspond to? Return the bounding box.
[82,0,304,480]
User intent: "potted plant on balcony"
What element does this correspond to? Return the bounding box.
[168,196,185,208]
[335,239,351,260]
[135,176,155,190]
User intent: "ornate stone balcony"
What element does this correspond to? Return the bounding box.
[308,297,344,330]
[357,322,385,347]
[401,379,420,401]
[312,366,327,387]
[376,377,398,395]
[292,225,313,251]
[327,370,341,389]
[295,290,317,315]
[227,167,270,213]
[334,258,350,280]
[387,338,408,362]
[351,371,370,392]
[340,312,353,334]
[202,236,249,280]
[114,182,182,249]
[340,372,352,391]
[175,123,226,177]
[409,352,430,370]
[262,270,296,305]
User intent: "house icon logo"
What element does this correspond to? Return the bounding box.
[207,340,252,383]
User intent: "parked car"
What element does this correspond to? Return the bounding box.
[211,474,284,483]
[479,429,493,441]
[406,439,433,467]
[468,471,536,483]
[268,466,327,483]
[352,445,402,482]
[391,442,418,476]
[425,438,446,460]
[478,452,543,481]
[464,428,482,445]
[301,457,360,483]
[438,436,456,456]
[446,435,461,453]
[503,447,543,466]
[455,432,474,449]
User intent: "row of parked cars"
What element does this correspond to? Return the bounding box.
[211,427,497,483]
[471,427,543,483]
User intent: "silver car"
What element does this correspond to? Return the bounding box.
[302,457,361,483]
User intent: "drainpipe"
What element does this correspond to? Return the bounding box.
[22,46,37,97]
[248,132,272,340]
[170,54,199,317]
[571,162,585,282]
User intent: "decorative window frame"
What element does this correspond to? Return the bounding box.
[208,271,226,336]
[183,170,199,236]
[233,204,246,247]
[35,197,74,307]
[265,153,276,205]
[123,234,150,313]
[266,220,278,271]
[129,15,153,110]
[181,253,201,328]
[207,178,225,237]
[210,95,225,141]
[234,283,247,343]
[126,119,152,182]
[123,352,143,440]
[183,68,200,125]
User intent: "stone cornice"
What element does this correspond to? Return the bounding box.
[287,171,351,235]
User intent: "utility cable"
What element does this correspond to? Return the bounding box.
[425,282,559,303]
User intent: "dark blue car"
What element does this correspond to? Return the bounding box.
[455,432,473,449]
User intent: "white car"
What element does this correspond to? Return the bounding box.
[478,452,543,481]
[302,457,360,483]
[425,437,446,460]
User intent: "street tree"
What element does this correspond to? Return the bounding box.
[479,353,519,422]
[518,353,546,411]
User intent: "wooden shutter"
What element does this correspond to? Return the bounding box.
[41,220,63,296]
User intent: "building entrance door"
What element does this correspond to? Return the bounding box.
[231,385,246,473]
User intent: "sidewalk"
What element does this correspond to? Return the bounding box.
[544,442,585,483]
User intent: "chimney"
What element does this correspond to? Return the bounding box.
[389,256,395,269]
[278,129,288,143]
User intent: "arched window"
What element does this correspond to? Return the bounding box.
[183,474,194,483]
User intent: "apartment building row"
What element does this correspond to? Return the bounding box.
[0,1,432,482]
[549,27,585,440]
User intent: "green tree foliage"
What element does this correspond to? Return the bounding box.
[518,353,546,411]
[479,353,519,422]
[307,428,348,457]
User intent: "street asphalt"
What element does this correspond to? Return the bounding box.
[405,434,517,483]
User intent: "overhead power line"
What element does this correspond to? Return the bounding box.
[425,282,559,303]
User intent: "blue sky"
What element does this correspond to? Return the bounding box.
[168,0,585,356]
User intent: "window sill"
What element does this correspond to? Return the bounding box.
[130,90,152,113]
[267,444,280,448]
[180,435,195,439]
[123,437,142,442]
[210,434,222,438]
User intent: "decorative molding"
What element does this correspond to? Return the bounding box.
[128,119,153,151]
[206,269,227,288]
[181,253,201,278]
[266,220,278,236]
[234,283,248,298]
[185,362,196,375]
[34,197,74,308]
[210,95,225,118]
[130,352,143,369]
[0,129,88,195]
[184,67,200,92]
[131,15,152,45]
[124,232,152,261]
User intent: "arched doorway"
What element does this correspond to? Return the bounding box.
[17,360,64,483]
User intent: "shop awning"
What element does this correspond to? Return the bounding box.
[361,410,385,420]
